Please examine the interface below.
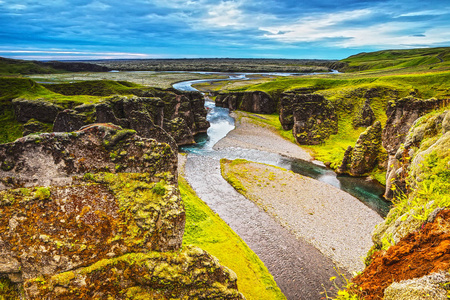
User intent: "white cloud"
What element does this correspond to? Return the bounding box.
[203,1,243,27]
[260,8,450,48]
[8,4,27,10]
[0,49,159,60]
[260,9,373,43]
[398,10,449,17]
[82,1,110,11]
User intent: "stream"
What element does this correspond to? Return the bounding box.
[175,73,388,300]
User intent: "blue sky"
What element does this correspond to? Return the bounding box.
[1,0,450,60]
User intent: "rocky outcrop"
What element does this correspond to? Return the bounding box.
[280,93,337,145]
[337,121,382,176]
[13,88,210,147]
[22,119,51,136]
[384,271,450,300]
[353,99,375,128]
[24,246,243,299]
[384,108,449,199]
[353,209,450,300]
[215,91,276,114]
[0,124,244,299]
[382,96,444,154]
[53,109,90,133]
[12,98,62,123]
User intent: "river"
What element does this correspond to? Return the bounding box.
[173,73,389,300]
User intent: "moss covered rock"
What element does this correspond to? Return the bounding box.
[352,99,376,128]
[0,123,246,299]
[24,246,244,299]
[288,94,338,145]
[338,121,382,176]
[382,96,444,155]
[12,98,62,123]
[215,91,276,114]
[22,119,52,136]
[0,124,184,283]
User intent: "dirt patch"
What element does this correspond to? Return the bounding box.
[353,209,450,300]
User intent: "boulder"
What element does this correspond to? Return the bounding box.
[384,271,450,300]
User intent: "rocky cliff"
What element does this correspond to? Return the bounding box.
[0,124,244,299]
[348,109,450,299]
[280,93,338,145]
[337,121,382,176]
[382,96,448,198]
[12,88,210,147]
[215,91,276,114]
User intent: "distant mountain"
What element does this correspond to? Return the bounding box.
[0,57,110,75]
[340,47,450,72]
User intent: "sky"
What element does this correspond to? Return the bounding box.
[1,0,450,60]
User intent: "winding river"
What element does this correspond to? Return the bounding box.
[174,74,388,300]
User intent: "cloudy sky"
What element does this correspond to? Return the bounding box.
[1,0,450,60]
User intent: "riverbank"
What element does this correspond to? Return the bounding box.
[214,111,313,162]
[221,159,383,273]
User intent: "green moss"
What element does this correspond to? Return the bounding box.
[34,187,51,200]
[179,176,285,300]
[0,277,20,300]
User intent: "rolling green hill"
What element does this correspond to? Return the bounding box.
[340,47,450,73]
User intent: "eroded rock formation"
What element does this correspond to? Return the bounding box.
[337,121,382,176]
[0,124,244,299]
[215,91,276,114]
[354,209,450,300]
[13,89,210,147]
[280,93,338,145]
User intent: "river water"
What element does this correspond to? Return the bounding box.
[174,74,389,299]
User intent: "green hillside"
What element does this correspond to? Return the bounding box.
[0,57,63,75]
[340,47,450,73]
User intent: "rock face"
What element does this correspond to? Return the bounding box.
[384,108,449,199]
[215,91,276,114]
[14,89,209,147]
[280,93,338,145]
[384,271,450,300]
[382,96,445,154]
[337,121,382,176]
[353,99,375,128]
[354,209,450,300]
[12,98,62,123]
[0,124,244,299]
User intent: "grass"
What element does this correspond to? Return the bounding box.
[341,47,450,73]
[179,176,286,300]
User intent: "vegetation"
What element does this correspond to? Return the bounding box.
[225,69,450,184]
[179,176,285,300]
[341,47,450,73]
[0,57,63,75]
[0,56,109,75]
